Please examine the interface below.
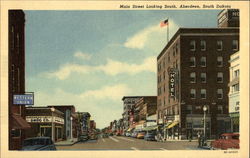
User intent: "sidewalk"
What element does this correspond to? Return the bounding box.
[55,138,79,146]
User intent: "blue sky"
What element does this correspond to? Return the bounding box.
[25,10,221,128]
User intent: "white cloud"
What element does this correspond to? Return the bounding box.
[74,51,92,60]
[124,20,179,50]
[80,84,131,101]
[43,56,156,80]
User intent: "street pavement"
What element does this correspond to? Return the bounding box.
[56,136,204,150]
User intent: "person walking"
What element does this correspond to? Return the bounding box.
[197,132,201,147]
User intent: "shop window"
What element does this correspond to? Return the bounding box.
[217,56,223,67]
[217,40,223,51]
[11,129,21,137]
[234,69,239,78]
[186,105,193,114]
[200,57,206,67]
[190,40,196,51]
[190,57,196,67]
[190,72,196,83]
[190,89,196,99]
[201,89,207,99]
[232,40,239,51]
[217,72,223,83]
[201,73,207,83]
[217,89,223,99]
[201,40,206,51]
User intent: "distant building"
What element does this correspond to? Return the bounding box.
[76,112,91,135]
[122,96,142,131]
[228,51,240,132]
[217,9,239,28]
[157,28,239,140]
[8,10,31,150]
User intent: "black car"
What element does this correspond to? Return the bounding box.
[144,131,157,141]
[78,134,89,142]
[21,137,56,151]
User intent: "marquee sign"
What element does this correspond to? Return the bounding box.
[26,116,64,124]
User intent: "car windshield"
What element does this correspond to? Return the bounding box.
[23,138,47,146]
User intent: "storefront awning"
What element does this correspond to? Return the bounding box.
[166,121,179,129]
[143,125,158,131]
[164,122,172,129]
[12,114,31,129]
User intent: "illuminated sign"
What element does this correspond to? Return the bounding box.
[169,69,177,97]
[13,93,34,105]
[26,116,64,124]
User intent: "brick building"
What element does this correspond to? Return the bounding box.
[157,28,239,140]
[8,10,31,150]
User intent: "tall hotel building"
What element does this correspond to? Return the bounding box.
[157,9,239,140]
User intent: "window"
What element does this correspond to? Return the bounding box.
[163,71,166,80]
[217,56,223,67]
[186,105,193,114]
[168,56,170,62]
[190,57,196,67]
[200,57,206,67]
[201,73,207,83]
[11,129,21,137]
[201,89,207,99]
[232,40,239,50]
[232,84,240,92]
[190,40,196,51]
[217,40,223,51]
[218,105,223,114]
[190,72,196,83]
[217,89,223,99]
[173,46,176,57]
[175,44,178,54]
[190,89,196,99]
[201,40,206,51]
[217,72,223,83]
[234,70,239,78]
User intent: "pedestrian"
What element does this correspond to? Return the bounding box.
[188,132,192,142]
[197,132,201,147]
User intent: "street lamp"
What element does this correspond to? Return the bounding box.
[70,116,73,141]
[51,107,55,142]
[203,105,207,146]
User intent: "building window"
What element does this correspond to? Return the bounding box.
[201,89,207,99]
[217,56,223,67]
[232,84,240,92]
[218,105,223,114]
[173,47,176,57]
[186,105,193,114]
[190,89,196,99]
[190,57,196,67]
[190,72,196,83]
[217,40,223,51]
[200,57,206,67]
[201,40,206,51]
[201,73,207,83]
[176,44,178,54]
[217,89,223,99]
[232,40,239,51]
[11,129,21,137]
[217,72,223,83]
[190,40,196,51]
[168,56,170,62]
[158,63,161,71]
[234,69,240,78]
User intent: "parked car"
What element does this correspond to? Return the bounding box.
[21,137,56,151]
[115,131,121,136]
[125,132,131,137]
[78,134,89,142]
[131,131,139,138]
[144,131,157,141]
[102,133,109,138]
[89,134,98,140]
[137,131,146,139]
[211,133,239,150]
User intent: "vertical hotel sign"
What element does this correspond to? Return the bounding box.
[169,68,177,98]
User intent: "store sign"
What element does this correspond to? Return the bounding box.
[13,93,34,105]
[169,69,177,97]
[26,116,64,124]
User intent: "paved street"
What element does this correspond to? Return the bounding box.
[56,136,202,150]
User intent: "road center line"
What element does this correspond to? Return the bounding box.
[109,136,119,142]
[131,147,139,150]
[159,148,167,150]
[116,137,135,142]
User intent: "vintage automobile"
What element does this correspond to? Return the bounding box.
[21,137,56,151]
[211,133,239,150]
[144,131,157,141]
[136,131,146,139]
[78,133,89,142]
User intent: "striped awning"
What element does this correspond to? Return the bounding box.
[166,121,179,129]
[12,114,31,129]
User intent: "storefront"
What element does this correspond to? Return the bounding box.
[25,107,64,142]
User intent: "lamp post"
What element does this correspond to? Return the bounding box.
[70,116,73,141]
[51,107,55,142]
[203,105,207,146]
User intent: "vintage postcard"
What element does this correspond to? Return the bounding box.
[0,0,249,158]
